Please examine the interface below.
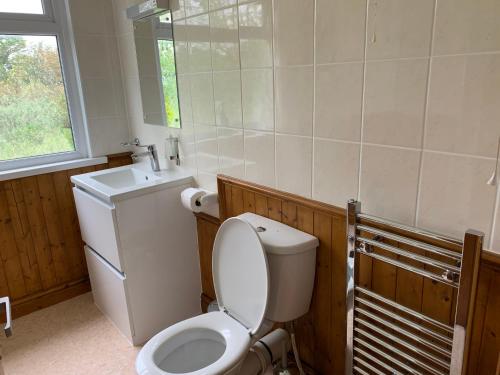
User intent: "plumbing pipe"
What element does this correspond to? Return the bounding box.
[239,328,290,375]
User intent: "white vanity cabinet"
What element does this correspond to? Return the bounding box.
[72,166,202,345]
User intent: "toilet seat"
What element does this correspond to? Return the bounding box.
[136,312,252,375]
[137,218,270,375]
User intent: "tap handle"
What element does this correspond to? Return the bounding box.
[0,297,12,337]
[121,138,141,147]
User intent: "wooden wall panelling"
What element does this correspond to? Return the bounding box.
[217,176,346,374]
[0,153,132,319]
[203,175,500,375]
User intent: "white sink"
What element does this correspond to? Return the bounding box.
[91,168,162,189]
[71,164,193,203]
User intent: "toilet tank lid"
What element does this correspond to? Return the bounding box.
[237,213,319,255]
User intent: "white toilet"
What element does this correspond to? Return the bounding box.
[136,213,318,375]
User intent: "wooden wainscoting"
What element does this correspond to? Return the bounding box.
[0,153,132,318]
[193,174,500,375]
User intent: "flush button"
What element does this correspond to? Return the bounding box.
[256,226,266,232]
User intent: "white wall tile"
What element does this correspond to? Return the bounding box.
[276,135,312,197]
[177,75,193,126]
[417,152,496,242]
[87,118,130,156]
[363,58,429,148]
[239,0,273,69]
[244,131,276,187]
[315,63,363,141]
[210,0,237,10]
[275,66,313,136]
[111,0,134,36]
[366,0,435,60]
[313,140,360,207]
[195,125,219,173]
[213,71,242,128]
[187,14,212,73]
[210,7,240,71]
[434,0,500,55]
[197,172,218,191]
[117,33,139,78]
[242,69,274,131]
[273,0,314,66]
[113,0,500,250]
[74,35,113,78]
[82,78,123,119]
[185,0,209,17]
[173,20,190,75]
[217,128,244,178]
[70,0,115,35]
[178,125,198,174]
[425,54,500,158]
[316,0,367,64]
[360,145,421,225]
[190,73,216,126]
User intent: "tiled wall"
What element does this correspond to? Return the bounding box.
[112,0,500,250]
[68,0,130,156]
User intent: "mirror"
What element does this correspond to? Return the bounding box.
[133,11,180,128]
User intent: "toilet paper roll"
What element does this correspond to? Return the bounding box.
[181,188,207,213]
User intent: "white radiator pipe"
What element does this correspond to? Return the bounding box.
[239,328,290,375]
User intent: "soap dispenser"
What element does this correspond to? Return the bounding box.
[165,136,180,169]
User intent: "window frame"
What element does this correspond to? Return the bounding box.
[0,0,89,171]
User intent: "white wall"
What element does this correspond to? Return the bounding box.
[68,0,130,157]
[112,0,500,251]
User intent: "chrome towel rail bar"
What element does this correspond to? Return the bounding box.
[355,327,446,375]
[355,245,459,288]
[358,236,461,274]
[355,302,453,347]
[356,224,462,261]
[356,213,463,247]
[356,286,454,334]
[354,337,422,375]
[353,309,452,358]
[354,349,404,375]
[346,200,484,375]
[354,317,451,369]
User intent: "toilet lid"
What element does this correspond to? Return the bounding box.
[212,217,269,335]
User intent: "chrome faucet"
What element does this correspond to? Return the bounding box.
[121,138,161,172]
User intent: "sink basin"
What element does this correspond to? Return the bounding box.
[71,164,193,203]
[91,168,161,189]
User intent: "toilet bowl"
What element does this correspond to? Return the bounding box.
[136,312,251,375]
[137,213,318,375]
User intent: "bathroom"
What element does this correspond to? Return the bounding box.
[0,0,499,374]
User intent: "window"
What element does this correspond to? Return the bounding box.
[0,0,87,171]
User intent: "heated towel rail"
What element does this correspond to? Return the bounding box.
[346,200,483,375]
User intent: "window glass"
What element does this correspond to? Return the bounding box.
[0,35,75,161]
[0,0,44,15]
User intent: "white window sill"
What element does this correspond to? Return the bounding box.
[0,157,108,182]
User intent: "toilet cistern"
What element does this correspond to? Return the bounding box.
[136,213,319,375]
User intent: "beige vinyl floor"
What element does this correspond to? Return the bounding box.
[0,293,140,375]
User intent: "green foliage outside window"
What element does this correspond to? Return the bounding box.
[0,35,74,161]
[157,39,180,128]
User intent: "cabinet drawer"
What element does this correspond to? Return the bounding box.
[73,187,123,271]
[85,246,133,342]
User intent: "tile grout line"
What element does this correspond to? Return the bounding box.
[414,0,438,228]
[356,0,370,202]
[235,1,246,181]
[207,9,221,177]
[272,0,278,190]
[311,0,317,200]
[179,15,199,175]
